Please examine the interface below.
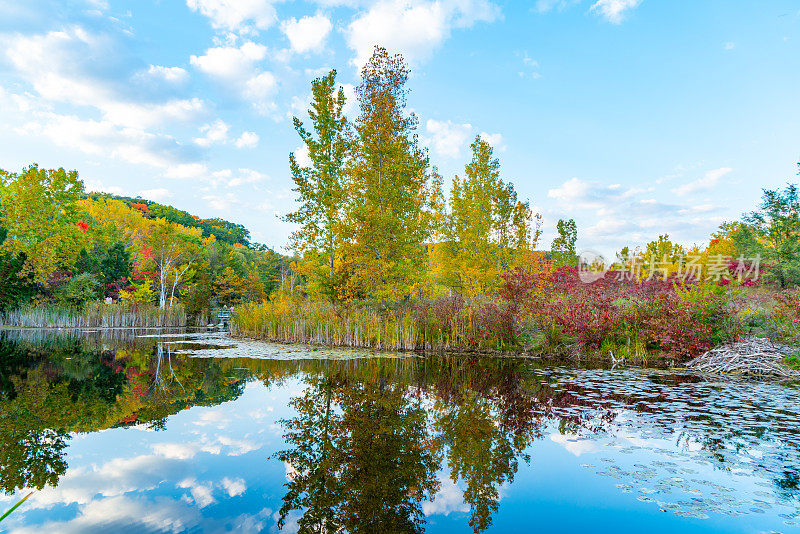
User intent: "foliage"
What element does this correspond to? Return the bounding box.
[551,219,578,267]
[742,181,800,288]
[59,273,103,308]
[0,164,85,284]
[285,69,349,303]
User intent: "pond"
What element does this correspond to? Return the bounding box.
[0,329,798,533]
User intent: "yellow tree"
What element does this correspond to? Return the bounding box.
[340,47,432,301]
[0,165,85,284]
[285,70,349,303]
[438,138,539,296]
[215,266,244,306]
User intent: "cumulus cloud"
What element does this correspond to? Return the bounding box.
[146,65,189,83]
[235,131,259,148]
[190,41,267,81]
[186,0,278,33]
[590,0,642,24]
[426,119,473,158]
[190,41,277,113]
[2,27,205,168]
[345,0,501,68]
[194,119,230,147]
[165,163,208,179]
[281,14,333,54]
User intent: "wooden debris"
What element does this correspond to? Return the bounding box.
[686,337,800,378]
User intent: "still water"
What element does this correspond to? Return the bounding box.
[0,329,798,533]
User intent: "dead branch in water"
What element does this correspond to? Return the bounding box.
[686,337,800,378]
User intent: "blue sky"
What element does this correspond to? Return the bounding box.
[1,0,798,256]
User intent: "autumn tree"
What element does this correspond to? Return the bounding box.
[0,165,85,284]
[340,47,433,301]
[285,70,349,303]
[439,137,540,295]
[148,221,202,308]
[550,219,578,267]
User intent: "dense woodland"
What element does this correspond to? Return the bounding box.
[0,165,293,321]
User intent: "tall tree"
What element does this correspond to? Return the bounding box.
[285,70,349,303]
[441,138,540,295]
[341,47,432,301]
[550,219,578,267]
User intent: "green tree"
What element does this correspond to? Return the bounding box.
[285,70,349,303]
[0,165,84,284]
[743,180,800,288]
[551,219,578,267]
[341,47,432,301]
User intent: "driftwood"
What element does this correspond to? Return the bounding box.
[686,337,800,378]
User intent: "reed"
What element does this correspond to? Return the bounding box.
[0,302,188,328]
[231,298,501,352]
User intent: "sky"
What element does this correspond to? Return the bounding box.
[0,0,798,257]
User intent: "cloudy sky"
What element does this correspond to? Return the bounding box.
[1,0,798,256]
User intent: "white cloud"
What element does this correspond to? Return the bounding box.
[165,163,208,179]
[294,144,312,167]
[281,14,333,54]
[345,0,501,68]
[190,41,267,81]
[724,41,735,50]
[425,119,473,158]
[186,0,278,33]
[138,188,174,202]
[244,71,278,101]
[590,0,641,24]
[177,478,216,508]
[479,131,505,151]
[146,65,189,83]
[228,168,267,187]
[235,131,260,148]
[221,477,247,497]
[194,119,230,147]
[671,167,732,196]
[190,42,276,113]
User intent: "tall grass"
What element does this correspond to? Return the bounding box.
[0,301,188,328]
[231,299,498,352]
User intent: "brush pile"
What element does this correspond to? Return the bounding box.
[686,337,800,378]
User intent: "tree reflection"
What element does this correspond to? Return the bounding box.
[275,364,441,534]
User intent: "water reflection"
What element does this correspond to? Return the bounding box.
[0,330,798,533]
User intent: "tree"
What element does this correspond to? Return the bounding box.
[743,181,800,288]
[0,165,84,284]
[0,227,35,311]
[215,266,244,306]
[340,47,432,301]
[59,273,103,308]
[440,137,540,295]
[550,219,578,267]
[285,70,349,303]
[148,221,202,308]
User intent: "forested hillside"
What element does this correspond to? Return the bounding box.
[0,165,293,318]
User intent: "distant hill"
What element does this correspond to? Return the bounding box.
[85,192,252,247]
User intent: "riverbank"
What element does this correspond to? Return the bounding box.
[231,267,762,362]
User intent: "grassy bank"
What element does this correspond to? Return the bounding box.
[232,267,800,361]
[0,302,193,328]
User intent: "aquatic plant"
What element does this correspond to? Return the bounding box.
[0,302,188,328]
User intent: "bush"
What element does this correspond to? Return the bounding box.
[59,273,103,308]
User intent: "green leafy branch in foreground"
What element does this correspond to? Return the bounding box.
[0,491,34,523]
